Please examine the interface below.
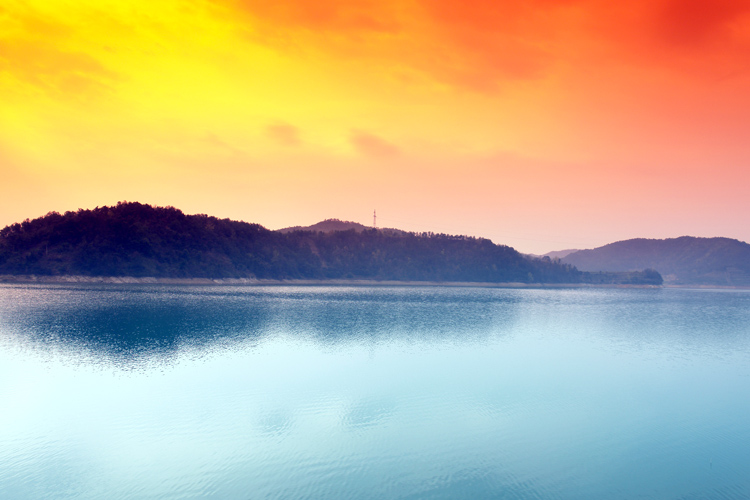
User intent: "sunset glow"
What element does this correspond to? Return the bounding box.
[2,0,749,253]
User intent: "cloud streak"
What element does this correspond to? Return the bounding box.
[266,123,301,146]
[350,131,400,159]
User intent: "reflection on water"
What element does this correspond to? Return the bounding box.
[0,285,520,364]
[1,284,750,499]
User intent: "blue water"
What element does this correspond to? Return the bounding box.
[1,284,749,499]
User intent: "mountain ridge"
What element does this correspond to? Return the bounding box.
[1,202,634,284]
[278,218,404,235]
[561,236,750,285]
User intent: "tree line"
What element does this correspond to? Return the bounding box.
[0,202,661,285]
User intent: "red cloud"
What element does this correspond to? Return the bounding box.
[266,123,301,146]
[350,131,400,159]
[653,0,750,47]
[219,0,750,90]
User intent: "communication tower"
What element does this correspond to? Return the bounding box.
[373,209,377,228]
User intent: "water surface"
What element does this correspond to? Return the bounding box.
[1,284,749,499]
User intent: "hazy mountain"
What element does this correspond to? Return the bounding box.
[278,218,404,235]
[278,218,370,233]
[561,236,750,285]
[542,249,580,260]
[1,202,625,284]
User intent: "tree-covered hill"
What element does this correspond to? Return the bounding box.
[0,202,660,284]
[0,203,310,279]
[562,236,750,285]
[278,218,405,236]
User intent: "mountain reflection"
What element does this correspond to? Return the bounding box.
[0,284,520,364]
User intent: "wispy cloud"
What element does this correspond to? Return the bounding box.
[350,131,400,159]
[266,123,301,146]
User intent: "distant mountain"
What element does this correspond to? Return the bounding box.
[0,202,613,284]
[278,218,370,233]
[561,237,750,285]
[278,218,404,235]
[542,249,580,260]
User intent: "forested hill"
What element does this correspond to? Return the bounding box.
[279,218,369,234]
[562,236,750,285]
[0,202,659,284]
[278,218,405,236]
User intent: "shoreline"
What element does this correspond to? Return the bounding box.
[0,274,670,289]
[1,275,745,289]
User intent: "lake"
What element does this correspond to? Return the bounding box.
[1,284,749,499]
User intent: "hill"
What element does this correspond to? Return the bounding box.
[278,218,404,235]
[0,202,660,285]
[278,218,370,233]
[542,249,580,260]
[561,237,750,285]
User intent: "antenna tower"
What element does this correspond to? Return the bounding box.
[373,209,377,228]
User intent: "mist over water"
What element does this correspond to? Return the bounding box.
[1,284,749,499]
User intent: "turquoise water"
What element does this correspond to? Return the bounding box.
[1,284,749,499]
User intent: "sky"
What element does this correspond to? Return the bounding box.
[1,0,749,254]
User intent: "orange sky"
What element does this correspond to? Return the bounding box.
[1,0,749,253]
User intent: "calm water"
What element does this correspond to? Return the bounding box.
[1,284,749,499]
